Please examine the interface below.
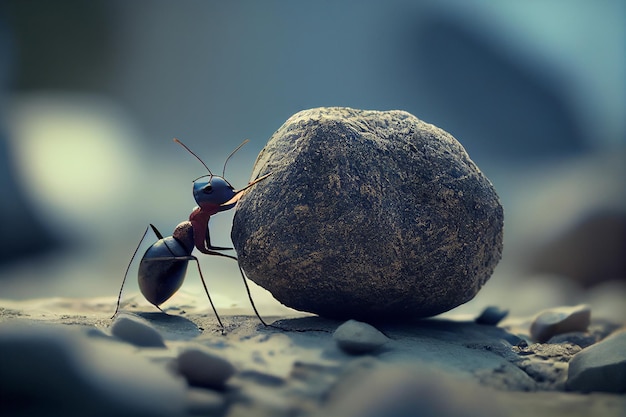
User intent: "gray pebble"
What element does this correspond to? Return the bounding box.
[333,320,389,355]
[529,304,591,343]
[111,313,166,348]
[177,346,236,389]
[567,330,626,393]
[475,306,509,325]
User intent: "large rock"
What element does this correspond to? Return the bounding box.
[232,107,503,320]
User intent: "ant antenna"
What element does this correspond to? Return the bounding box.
[222,139,249,177]
[174,138,213,176]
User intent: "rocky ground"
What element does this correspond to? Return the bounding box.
[1,295,624,417]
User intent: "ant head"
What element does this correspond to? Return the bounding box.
[175,138,249,209]
[192,175,237,208]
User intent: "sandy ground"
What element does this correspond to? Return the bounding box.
[1,293,624,417]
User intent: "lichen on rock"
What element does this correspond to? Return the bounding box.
[232,107,503,320]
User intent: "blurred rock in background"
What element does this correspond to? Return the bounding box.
[0,130,62,264]
[0,6,62,264]
[409,11,589,161]
[528,210,626,288]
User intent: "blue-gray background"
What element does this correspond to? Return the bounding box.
[0,1,624,317]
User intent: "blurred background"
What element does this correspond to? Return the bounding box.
[0,0,624,319]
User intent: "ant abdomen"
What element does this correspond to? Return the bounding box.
[138,237,190,306]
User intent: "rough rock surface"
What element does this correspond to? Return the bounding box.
[232,107,503,320]
[511,342,582,391]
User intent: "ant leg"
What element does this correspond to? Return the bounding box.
[190,256,225,332]
[208,245,233,251]
[202,250,238,261]
[235,263,269,327]
[142,254,225,332]
[201,250,268,327]
[112,226,151,319]
[205,220,233,251]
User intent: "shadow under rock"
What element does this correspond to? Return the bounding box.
[269,315,523,347]
[269,316,341,334]
[379,317,524,347]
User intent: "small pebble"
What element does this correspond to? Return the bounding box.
[566,330,626,393]
[333,320,389,355]
[475,306,509,325]
[110,313,166,348]
[177,346,236,389]
[529,304,591,343]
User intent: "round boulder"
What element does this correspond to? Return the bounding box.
[232,107,503,320]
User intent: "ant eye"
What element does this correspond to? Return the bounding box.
[203,185,213,193]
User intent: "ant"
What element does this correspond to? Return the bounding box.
[112,138,271,332]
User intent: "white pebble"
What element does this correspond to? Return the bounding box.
[530,304,591,343]
[177,346,236,389]
[333,320,389,354]
[111,313,166,348]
